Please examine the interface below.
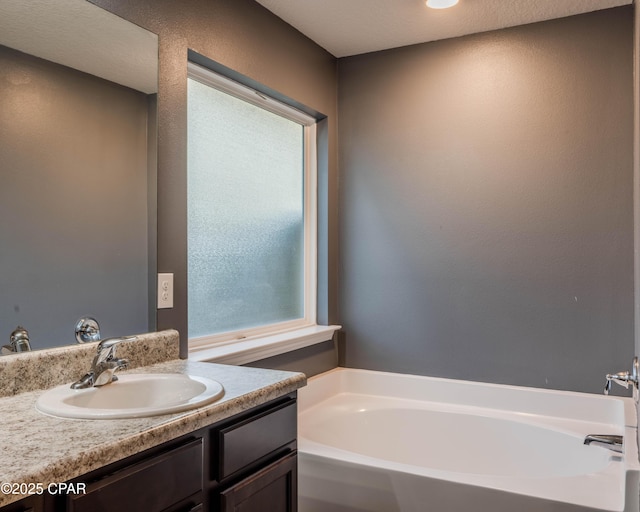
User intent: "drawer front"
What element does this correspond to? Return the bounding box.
[67,438,203,512]
[220,452,297,512]
[219,401,296,479]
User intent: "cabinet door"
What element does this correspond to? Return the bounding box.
[67,439,203,512]
[220,452,297,512]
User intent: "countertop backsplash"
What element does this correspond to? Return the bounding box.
[0,329,180,397]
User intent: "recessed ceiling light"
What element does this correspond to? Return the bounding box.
[426,0,459,9]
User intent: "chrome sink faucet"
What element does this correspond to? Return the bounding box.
[71,336,137,389]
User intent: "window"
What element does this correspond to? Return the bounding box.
[187,62,319,355]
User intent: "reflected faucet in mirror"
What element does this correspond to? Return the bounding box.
[75,317,102,344]
[1,326,32,354]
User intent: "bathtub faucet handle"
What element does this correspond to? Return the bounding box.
[605,371,631,393]
[604,357,639,402]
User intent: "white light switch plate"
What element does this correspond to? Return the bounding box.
[157,273,174,309]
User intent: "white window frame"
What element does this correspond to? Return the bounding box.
[186,62,338,363]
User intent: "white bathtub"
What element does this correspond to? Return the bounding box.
[298,368,640,512]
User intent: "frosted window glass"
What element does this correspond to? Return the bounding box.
[187,78,304,338]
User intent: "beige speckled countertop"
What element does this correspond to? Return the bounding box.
[0,359,306,507]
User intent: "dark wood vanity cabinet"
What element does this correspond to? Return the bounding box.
[3,394,297,512]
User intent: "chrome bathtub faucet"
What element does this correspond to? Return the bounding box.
[71,336,137,389]
[604,356,639,402]
[584,434,623,453]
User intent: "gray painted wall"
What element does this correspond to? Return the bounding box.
[92,0,340,372]
[338,7,634,393]
[87,1,635,388]
[0,45,151,349]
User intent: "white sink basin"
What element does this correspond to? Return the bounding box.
[35,373,225,419]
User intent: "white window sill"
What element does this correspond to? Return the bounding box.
[188,324,341,366]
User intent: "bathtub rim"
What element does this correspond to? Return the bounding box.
[299,366,638,428]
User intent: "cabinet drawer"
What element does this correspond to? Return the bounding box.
[67,438,203,512]
[218,401,296,479]
[220,452,297,512]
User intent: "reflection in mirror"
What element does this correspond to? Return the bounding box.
[0,0,158,351]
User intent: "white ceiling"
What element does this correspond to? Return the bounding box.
[0,0,157,94]
[255,0,632,58]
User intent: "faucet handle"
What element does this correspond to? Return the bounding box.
[604,357,639,401]
[607,371,631,387]
[93,336,137,368]
[96,335,137,353]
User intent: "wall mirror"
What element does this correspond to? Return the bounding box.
[0,0,158,351]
